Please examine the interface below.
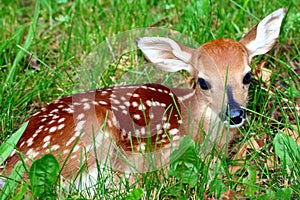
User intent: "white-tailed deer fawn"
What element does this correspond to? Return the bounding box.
[2,9,285,186]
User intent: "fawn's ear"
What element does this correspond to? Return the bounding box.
[240,8,286,61]
[137,37,194,72]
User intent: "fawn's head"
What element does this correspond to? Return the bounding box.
[137,8,285,129]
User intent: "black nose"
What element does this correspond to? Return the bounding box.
[226,108,245,126]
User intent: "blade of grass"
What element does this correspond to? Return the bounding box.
[0,121,28,166]
[4,0,40,86]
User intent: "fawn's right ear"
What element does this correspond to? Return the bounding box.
[137,37,194,72]
[240,8,286,61]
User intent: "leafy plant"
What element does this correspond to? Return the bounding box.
[29,154,60,199]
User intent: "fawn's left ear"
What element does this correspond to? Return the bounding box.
[240,8,286,61]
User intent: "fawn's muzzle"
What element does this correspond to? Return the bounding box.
[224,86,246,128]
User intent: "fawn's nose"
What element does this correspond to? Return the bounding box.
[224,86,246,128]
[225,106,245,127]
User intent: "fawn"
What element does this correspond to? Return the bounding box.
[1,8,285,187]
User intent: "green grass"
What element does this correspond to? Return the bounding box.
[0,0,299,199]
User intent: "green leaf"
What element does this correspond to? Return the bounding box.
[275,188,293,200]
[259,189,276,200]
[168,136,201,187]
[209,178,226,198]
[29,154,60,199]
[242,165,258,197]
[0,121,28,166]
[273,132,300,168]
[125,188,144,200]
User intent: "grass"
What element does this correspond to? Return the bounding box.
[0,0,299,199]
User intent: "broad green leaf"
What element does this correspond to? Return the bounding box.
[273,132,300,167]
[0,122,28,166]
[29,154,60,199]
[275,188,293,200]
[242,165,258,197]
[125,188,144,200]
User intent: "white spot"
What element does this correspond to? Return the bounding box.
[141,127,146,135]
[49,126,57,133]
[141,85,148,89]
[178,120,183,124]
[35,129,42,134]
[101,91,108,95]
[148,87,156,91]
[73,145,80,152]
[137,143,146,151]
[33,111,40,116]
[81,98,89,102]
[169,128,179,135]
[156,124,161,130]
[50,109,59,113]
[57,105,64,108]
[133,114,141,120]
[74,131,81,137]
[124,101,130,107]
[92,101,98,105]
[58,124,65,130]
[26,137,34,147]
[63,149,69,154]
[146,100,152,107]
[52,115,59,119]
[41,118,47,122]
[169,92,174,97]
[66,136,76,146]
[75,120,86,132]
[51,145,60,151]
[138,103,146,111]
[133,93,139,98]
[99,101,108,105]
[111,106,118,111]
[83,103,91,110]
[77,113,85,120]
[20,141,25,148]
[9,149,16,157]
[63,108,74,114]
[120,96,126,101]
[122,110,128,115]
[44,127,49,131]
[132,101,138,107]
[71,154,77,159]
[58,118,65,123]
[164,90,169,94]
[110,94,116,98]
[119,105,126,110]
[163,123,171,129]
[43,135,51,143]
[43,141,50,149]
[150,113,154,119]
[73,102,81,106]
[111,99,120,104]
[172,135,181,141]
[126,92,132,96]
[38,125,44,130]
[48,120,55,125]
[158,89,163,92]
[161,103,166,107]
[32,133,38,138]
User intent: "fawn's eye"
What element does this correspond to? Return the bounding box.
[242,72,252,85]
[198,78,211,90]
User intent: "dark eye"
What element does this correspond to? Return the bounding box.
[198,78,211,90]
[243,72,252,85]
